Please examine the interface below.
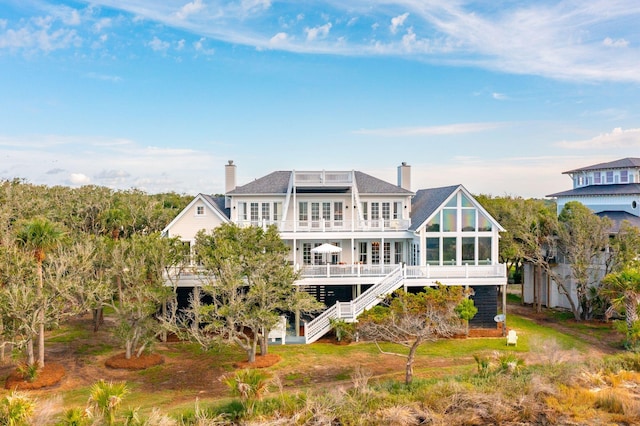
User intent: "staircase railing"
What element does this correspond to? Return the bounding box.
[304,265,405,344]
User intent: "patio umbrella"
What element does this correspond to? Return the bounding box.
[310,243,343,254]
[311,243,342,264]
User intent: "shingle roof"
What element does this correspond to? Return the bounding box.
[226,171,291,195]
[548,183,640,198]
[354,171,413,194]
[202,194,230,220]
[596,211,640,233]
[409,185,460,231]
[563,157,640,174]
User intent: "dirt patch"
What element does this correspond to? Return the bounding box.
[234,353,281,369]
[105,353,164,370]
[5,363,65,390]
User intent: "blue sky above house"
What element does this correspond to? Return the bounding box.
[1,0,639,197]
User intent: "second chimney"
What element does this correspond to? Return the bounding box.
[225,160,236,194]
[397,162,411,191]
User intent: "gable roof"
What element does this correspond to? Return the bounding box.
[409,184,505,233]
[226,170,413,195]
[548,183,640,198]
[563,157,640,174]
[161,193,230,235]
[409,185,459,231]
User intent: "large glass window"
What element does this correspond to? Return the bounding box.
[442,209,457,232]
[461,210,475,232]
[426,238,439,265]
[426,214,440,232]
[478,212,492,231]
[461,193,473,207]
[443,238,456,265]
[262,203,270,221]
[462,237,475,264]
[478,237,492,264]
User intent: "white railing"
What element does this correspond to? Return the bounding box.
[299,263,506,279]
[305,265,404,344]
[294,171,353,186]
[404,264,506,279]
[299,264,397,278]
[235,218,411,232]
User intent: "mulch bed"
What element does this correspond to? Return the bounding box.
[105,352,164,370]
[234,353,281,369]
[5,363,65,390]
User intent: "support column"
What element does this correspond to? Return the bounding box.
[502,283,507,336]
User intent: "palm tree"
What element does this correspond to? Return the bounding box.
[88,380,129,426]
[601,264,640,345]
[16,217,63,367]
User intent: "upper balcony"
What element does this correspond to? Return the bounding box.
[294,171,353,187]
[236,218,411,233]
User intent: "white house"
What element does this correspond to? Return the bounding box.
[523,157,640,310]
[163,161,507,343]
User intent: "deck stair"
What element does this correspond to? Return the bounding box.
[304,265,405,344]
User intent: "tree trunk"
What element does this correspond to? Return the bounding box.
[625,297,638,334]
[534,264,542,313]
[92,308,104,332]
[125,339,132,360]
[405,339,421,385]
[37,259,45,367]
[26,338,35,366]
[260,330,268,356]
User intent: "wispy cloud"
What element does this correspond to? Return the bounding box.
[390,13,409,34]
[175,0,205,20]
[353,122,505,137]
[556,127,640,150]
[3,1,640,82]
[305,23,332,41]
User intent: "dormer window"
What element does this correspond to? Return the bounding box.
[621,170,629,183]
[606,171,614,183]
[196,206,205,216]
[594,172,601,184]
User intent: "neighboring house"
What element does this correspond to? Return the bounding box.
[163,161,507,343]
[523,157,640,309]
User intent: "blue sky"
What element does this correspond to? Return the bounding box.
[1,0,639,198]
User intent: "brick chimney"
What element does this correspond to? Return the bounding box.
[397,162,411,191]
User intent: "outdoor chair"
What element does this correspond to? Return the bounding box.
[506,329,518,346]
